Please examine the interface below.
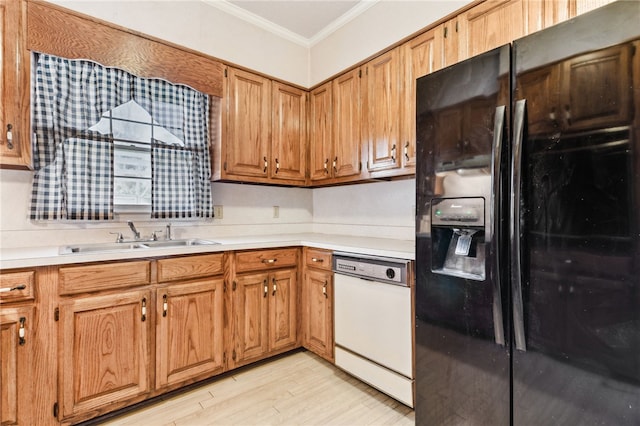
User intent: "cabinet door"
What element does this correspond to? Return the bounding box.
[332,68,362,179]
[437,18,462,68]
[560,44,632,131]
[401,28,441,169]
[303,268,333,362]
[224,67,271,178]
[363,49,402,173]
[59,289,151,420]
[1,306,33,425]
[0,0,30,169]
[460,0,541,59]
[271,81,307,184]
[156,278,224,388]
[269,268,297,352]
[232,272,269,365]
[309,82,333,182]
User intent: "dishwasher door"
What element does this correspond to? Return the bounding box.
[334,273,412,378]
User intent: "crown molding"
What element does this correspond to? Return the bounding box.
[202,0,379,48]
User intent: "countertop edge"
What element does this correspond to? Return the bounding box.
[0,233,415,269]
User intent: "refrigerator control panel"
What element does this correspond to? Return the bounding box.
[431,197,485,227]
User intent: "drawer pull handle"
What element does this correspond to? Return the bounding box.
[311,257,324,263]
[272,278,277,296]
[263,156,268,173]
[162,294,168,317]
[263,280,268,298]
[261,259,277,264]
[0,284,26,293]
[391,144,396,162]
[404,141,410,161]
[323,281,328,299]
[19,317,26,345]
[141,298,147,322]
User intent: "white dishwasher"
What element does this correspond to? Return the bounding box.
[333,252,414,407]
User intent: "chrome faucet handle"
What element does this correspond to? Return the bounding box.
[109,232,124,243]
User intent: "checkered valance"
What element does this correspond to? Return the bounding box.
[30,53,214,220]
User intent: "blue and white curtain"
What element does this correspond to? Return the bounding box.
[30,52,214,220]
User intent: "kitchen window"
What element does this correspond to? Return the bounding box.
[30,53,215,220]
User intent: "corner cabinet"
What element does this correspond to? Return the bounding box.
[221,67,307,186]
[0,0,30,169]
[301,248,333,362]
[229,248,299,368]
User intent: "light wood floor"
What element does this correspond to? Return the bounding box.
[94,350,415,426]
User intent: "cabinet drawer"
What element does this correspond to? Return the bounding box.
[0,270,35,303]
[59,261,151,295]
[235,248,298,273]
[304,248,332,271]
[157,253,224,282]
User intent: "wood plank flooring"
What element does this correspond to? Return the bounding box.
[92,350,415,425]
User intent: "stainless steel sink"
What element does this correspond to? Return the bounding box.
[59,238,219,254]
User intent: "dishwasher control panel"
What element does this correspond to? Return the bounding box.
[333,252,410,286]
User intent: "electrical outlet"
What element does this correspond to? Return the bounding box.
[273,206,279,219]
[213,205,223,219]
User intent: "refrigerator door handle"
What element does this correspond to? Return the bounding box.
[511,99,527,352]
[490,105,506,347]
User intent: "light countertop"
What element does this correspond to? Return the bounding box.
[0,233,415,269]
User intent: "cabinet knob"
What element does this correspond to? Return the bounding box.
[263,156,268,173]
[18,317,26,345]
[333,156,338,173]
[6,124,13,150]
[391,144,396,162]
[323,159,329,174]
[272,278,277,296]
[263,280,268,298]
[261,258,277,264]
[275,158,280,174]
[404,141,410,161]
[162,294,168,317]
[323,281,328,298]
[141,297,147,322]
[311,257,324,263]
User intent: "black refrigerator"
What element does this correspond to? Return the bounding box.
[415,1,640,425]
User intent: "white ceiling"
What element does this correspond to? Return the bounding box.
[205,0,376,46]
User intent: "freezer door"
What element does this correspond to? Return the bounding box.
[512,1,640,424]
[415,45,510,425]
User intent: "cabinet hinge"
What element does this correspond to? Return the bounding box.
[232,281,237,291]
[53,402,59,418]
[54,307,59,322]
[232,349,237,361]
[224,68,228,77]
[359,69,362,78]
[223,352,227,364]
[444,26,448,38]
[455,21,459,32]
[360,162,363,172]
[224,280,227,292]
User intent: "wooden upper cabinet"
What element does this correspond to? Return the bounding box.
[309,82,333,183]
[0,0,30,169]
[363,49,402,174]
[271,81,307,184]
[332,68,363,180]
[460,0,543,60]
[401,27,441,170]
[223,67,271,179]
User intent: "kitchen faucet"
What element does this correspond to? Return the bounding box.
[127,221,141,240]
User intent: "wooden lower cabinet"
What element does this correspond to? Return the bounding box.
[230,248,300,367]
[1,305,34,425]
[301,248,334,362]
[230,262,299,368]
[58,288,152,422]
[156,278,225,388]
